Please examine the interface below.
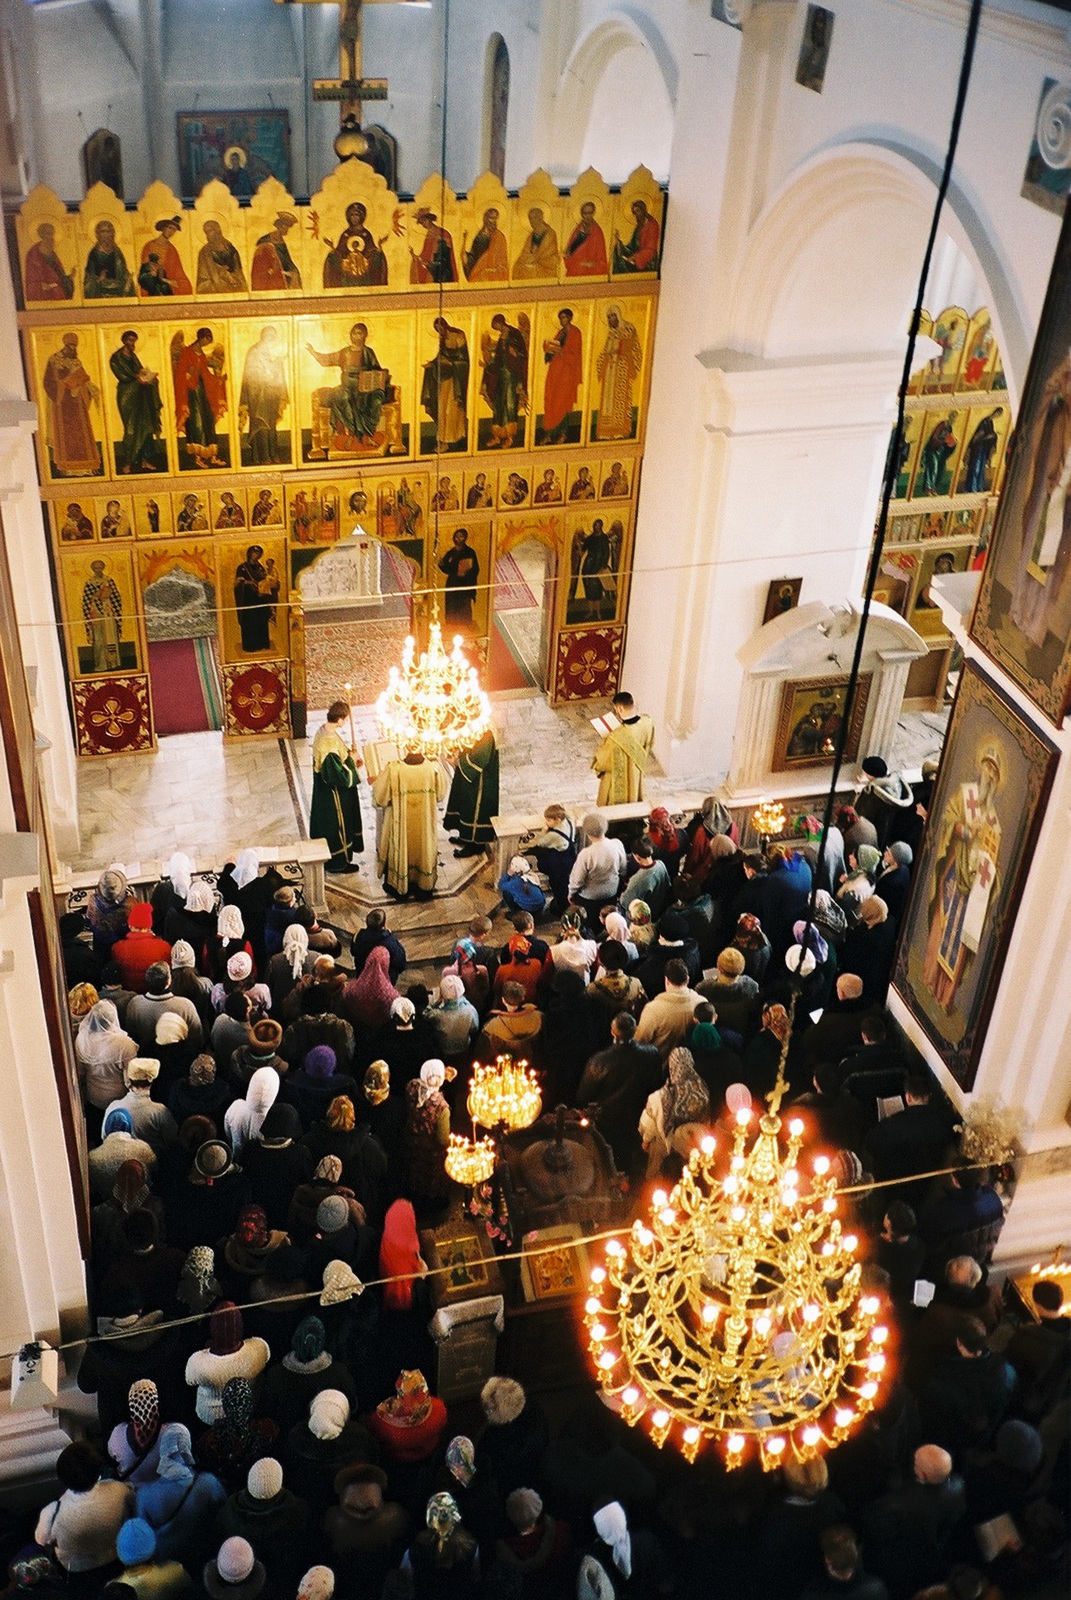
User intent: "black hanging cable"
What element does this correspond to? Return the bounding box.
[430,0,451,588]
[795,0,985,978]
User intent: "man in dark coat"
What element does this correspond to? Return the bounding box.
[575,1013,661,1177]
[350,909,407,981]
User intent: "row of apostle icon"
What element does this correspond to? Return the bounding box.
[27,299,653,483]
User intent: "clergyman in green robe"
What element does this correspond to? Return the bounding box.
[444,728,499,857]
[311,700,364,874]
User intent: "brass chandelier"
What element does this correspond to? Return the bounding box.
[467,1053,542,1133]
[585,1070,888,1469]
[375,615,491,761]
[444,1054,542,1187]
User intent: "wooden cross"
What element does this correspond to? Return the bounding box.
[274,0,396,123]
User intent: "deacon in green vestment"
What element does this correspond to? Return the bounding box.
[311,700,363,874]
[443,728,499,857]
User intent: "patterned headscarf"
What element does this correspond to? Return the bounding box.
[217,905,245,942]
[627,900,651,927]
[177,1244,220,1313]
[733,913,767,953]
[227,951,253,982]
[113,1159,149,1213]
[315,1154,344,1183]
[128,1379,160,1452]
[762,1004,791,1044]
[446,1436,475,1487]
[363,1062,389,1107]
[184,880,216,915]
[68,982,99,1019]
[663,1048,709,1135]
[438,975,465,1004]
[171,940,196,970]
[646,808,678,852]
[416,1060,446,1107]
[283,923,309,980]
[235,1204,269,1250]
[215,1377,257,1455]
[426,1492,461,1550]
[854,844,881,879]
[377,1369,432,1427]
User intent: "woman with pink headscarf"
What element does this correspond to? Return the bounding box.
[341,945,399,1030]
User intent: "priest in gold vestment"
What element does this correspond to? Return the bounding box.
[372,754,448,899]
[593,692,656,805]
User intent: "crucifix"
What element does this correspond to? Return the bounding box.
[274,0,397,126]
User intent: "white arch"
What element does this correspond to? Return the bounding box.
[727,143,1029,403]
[546,12,677,183]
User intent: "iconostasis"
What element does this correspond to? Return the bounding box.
[10,161,663,755]
[874,304,1011,708]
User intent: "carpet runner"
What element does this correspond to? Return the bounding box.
[493,551,539,612]
[148,637,223,735]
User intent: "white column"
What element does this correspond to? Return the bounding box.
[866,651,919,761]
[0,229,80,858]
[0,836,89,1488]
[628,349,901,779]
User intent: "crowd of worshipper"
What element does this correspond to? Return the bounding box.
[31,778,1070,1600]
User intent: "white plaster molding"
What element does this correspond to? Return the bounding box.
[699,351,903,436]
[880,0,1071,64]
[737,598,927,671]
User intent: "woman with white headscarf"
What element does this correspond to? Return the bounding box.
[218,849,284,971]
[423,975,479,1062]
[150,851,195,936]
[210,952,271,1018]
[212,903,253,983]
[164,876,218,968]
[586,1500,663,1600]
[77,998,139,1119]
[266,923,311,1014]
[224,1064,280,1154]
[404,1061,451,1207]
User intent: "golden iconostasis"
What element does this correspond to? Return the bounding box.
[9,160,663,753]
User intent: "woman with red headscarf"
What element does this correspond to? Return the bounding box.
[379,1198,426,1313]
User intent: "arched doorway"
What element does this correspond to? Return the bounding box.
[296,529,418,710]
[490,534,556,691]
[140,545,223,736]
[486,35,509,182]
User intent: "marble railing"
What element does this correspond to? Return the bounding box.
[491,794,709,878]
[54,838,332,918]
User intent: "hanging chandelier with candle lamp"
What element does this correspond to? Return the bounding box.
[444,1131,497,1186]
[375,615,492,762]
[585,1046,888,1470]
[467,1053,542,1134]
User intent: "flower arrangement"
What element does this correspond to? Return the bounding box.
[955,1097,1023,1169]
